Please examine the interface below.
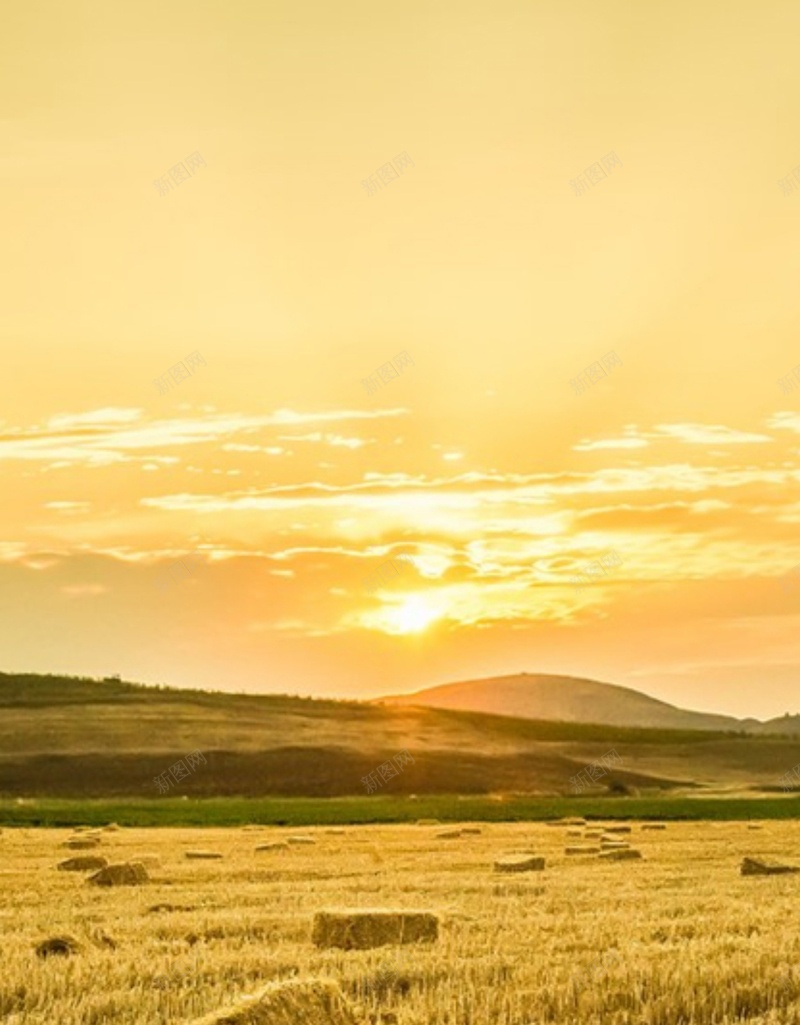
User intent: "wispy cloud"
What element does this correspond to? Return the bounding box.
[0,408,406,465]
[575,422,773,451]
[574,437,649,451]
[769,412,800,434]
[44,501,92,513]
[278,432,374,449]
[654,423,773,445]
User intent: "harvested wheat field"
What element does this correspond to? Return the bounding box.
[4,820,800,1024]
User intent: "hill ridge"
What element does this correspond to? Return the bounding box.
[379,672,786,734]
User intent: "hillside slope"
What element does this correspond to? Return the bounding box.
[381,673,767,732]
[0,673,798,798]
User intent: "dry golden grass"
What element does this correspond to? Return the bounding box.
[4,820,800,1023]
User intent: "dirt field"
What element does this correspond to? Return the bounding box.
[3,820,800,1024]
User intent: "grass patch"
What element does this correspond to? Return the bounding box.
[2,793,800,828]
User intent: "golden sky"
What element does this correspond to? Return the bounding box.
[2,0,800,718]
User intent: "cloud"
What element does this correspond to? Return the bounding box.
[61,584,107,597]
[47,408,143,429]
[575,422,772,452]
[140,462,800,519]
[768,412,800,434]
[277,432,373,449]
[654,423,772,445]
[0,407,406,465]
[44,501,92,513]
[574,437,649,451]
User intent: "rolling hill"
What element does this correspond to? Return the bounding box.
[380,673,797,733]
[1,672,800,799]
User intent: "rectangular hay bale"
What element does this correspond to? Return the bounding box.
[741,857,800,876]
[87,862,149,886]
[599,848,642,861]
[58,856,108,872]
[62,838,101,850]
[494,855,545,873]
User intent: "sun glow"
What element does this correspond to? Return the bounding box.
[381,596,443,635]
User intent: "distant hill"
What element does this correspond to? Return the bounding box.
[750,714,800,735]
[380,673,789,733]
[1,672,800,799]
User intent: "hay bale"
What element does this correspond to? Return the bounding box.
[62,837,100,850]
[600,841,630,850]
[641,823,666,831]
[416,819,441,826]
[460,826,482,835]
[493,855,545,873]
[35,935,80,958]
[312,909,439,950]
[255,842,289,852]
[57,856,108,872]
[565,846,601,855]
[288,836,316,846]
[325,828,346,835]
[600,848,642,861]
[603,825,631,834]
[747,824,763,831]
[566,828,582,838]
[185,851,223,860]
[741,857,800,876]
[186,977,359,1025]
[147,903,197,913]
[436,829,463,839]
[87,861,149,886]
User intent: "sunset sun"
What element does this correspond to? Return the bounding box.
[382,596,443,636]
